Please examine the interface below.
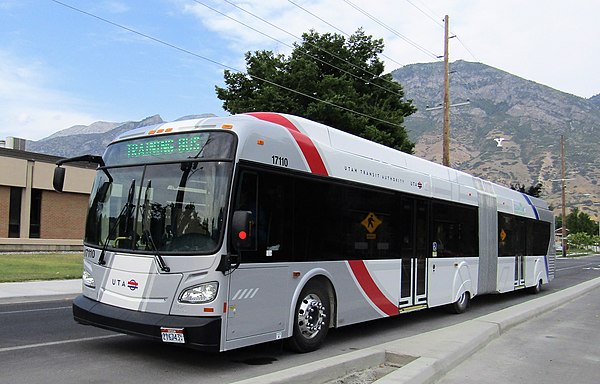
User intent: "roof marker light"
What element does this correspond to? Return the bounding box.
[221,124,233,129]
[257,140,265,145]
[148,130,156,134]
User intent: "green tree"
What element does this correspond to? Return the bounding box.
[568,232,593,250]
[215,29,416,153]
[510,182,543,198]
[565,207,597,236]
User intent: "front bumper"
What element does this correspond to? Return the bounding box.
[73,295,221,351]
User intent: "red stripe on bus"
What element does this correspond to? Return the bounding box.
[348,260,398,316]
[246,112,328,176]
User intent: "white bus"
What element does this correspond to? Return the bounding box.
[54,112,555,352]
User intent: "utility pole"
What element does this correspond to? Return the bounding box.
[561,135,567,258]
[442,15,451,167]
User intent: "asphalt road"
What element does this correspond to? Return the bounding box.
[1,255,599,384]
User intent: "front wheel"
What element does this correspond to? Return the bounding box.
[286,283,331,353]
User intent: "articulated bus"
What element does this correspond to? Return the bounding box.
[54,112,555,352]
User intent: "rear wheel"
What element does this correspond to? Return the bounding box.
[528,279,542,294]
[287,283,331,353]
[450,291,470,314]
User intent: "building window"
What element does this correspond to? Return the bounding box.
[9,187,22,238]
[30,189,42,238]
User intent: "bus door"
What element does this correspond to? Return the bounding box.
[399,198,429,311]
[514,256,525,288]
[225,169,292,345]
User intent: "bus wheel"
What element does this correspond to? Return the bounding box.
[287,283,330,353]
[528,279,542,294]
[451,291,470,314]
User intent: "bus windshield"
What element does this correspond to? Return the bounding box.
[84,131,235,255]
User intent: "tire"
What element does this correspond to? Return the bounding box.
[286,283,331,353]
[450,291,470,314]
[528,279,542,294]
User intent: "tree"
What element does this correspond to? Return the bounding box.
[568,232,593,250]
[215,29,416,153]
[510,182,543,198]
[565,207,597,236]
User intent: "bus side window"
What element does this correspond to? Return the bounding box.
[255,173,292,261]
[233,171,258,252]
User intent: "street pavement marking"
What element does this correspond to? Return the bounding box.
[0,334,124,353]
[556,262,600,272]
[0,306,71,315]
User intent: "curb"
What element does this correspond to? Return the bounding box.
[231,348,387,384]
[230,276,600,384]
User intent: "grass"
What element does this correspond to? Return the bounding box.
[0,252,82,283]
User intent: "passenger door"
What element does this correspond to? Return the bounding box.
[399,198,429,311]
[225,169,293,342]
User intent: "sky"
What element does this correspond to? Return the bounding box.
[1,0,599,141]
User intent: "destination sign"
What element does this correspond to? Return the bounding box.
[126,135,206,159]
[103,132,236,166]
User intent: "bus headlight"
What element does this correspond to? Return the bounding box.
[179,282,219,304]
[82,270,95,288]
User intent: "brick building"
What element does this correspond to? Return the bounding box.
[0,147,96,251]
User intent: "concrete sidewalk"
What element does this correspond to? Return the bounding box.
[0,279,81,304]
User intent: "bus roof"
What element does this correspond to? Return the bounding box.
[110,112,549,219]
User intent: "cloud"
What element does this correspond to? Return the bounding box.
[176,0,600,97]
[0,51,103,141]
[178,0,445,71]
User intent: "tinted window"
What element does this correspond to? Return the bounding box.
[432,202,479,257]
[498,213,551,256]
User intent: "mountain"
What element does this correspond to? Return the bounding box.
[27,115,165,158]
[393,60,599,220]
[26,113,217,158]
[44,121,121,140]
[24,62,598,220]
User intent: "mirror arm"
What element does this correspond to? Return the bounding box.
[55,155,113,183]
[56,154,105,167]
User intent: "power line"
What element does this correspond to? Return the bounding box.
[286,0,404,68]
[49,0,407,129]
[211,0,407,95]
[455,36,479,62]
[404,0,444,28]
[193,0,406,98]
[403,0,479,62]
[340,0,439,60]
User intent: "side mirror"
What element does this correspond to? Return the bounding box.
[53,167,66,192]
[231,210,253,251]
[97,182,111,202]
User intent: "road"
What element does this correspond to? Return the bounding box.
[439,262,600,384]
[1,255,599,384]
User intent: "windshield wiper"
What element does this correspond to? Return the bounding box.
[98,179,135,266]
[188,137,212,159]
[144,229,170,272]
[141,180,170,272]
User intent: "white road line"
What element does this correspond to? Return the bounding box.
[556,263,599,272]
[0,306,71,315]
[0,334,124,353]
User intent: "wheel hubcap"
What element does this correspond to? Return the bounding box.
[297,293,327,339]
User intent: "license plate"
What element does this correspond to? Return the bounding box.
[161,327,185,344]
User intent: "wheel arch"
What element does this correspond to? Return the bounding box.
[452,261,475,303]
[287,269,337,337]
